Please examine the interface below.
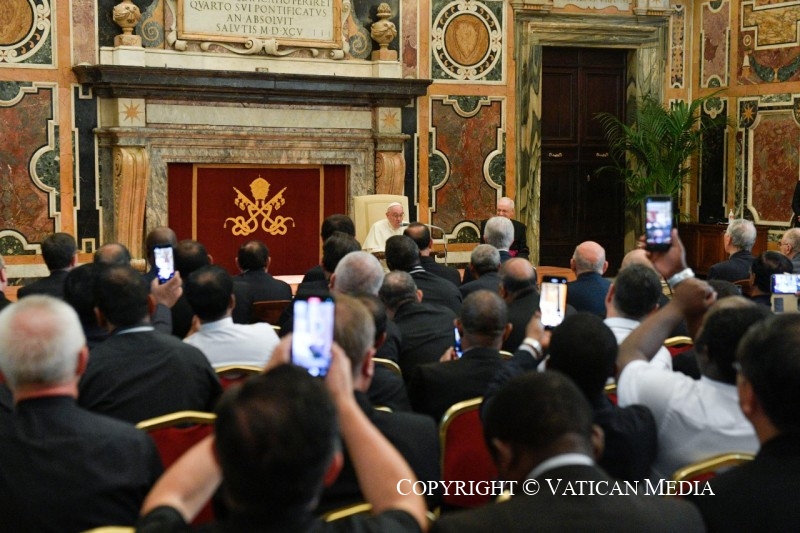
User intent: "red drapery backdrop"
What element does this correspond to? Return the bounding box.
[167,164,347,276]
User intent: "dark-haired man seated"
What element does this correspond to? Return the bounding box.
[231,239,292,324]
[17,232,78,300]
[432,372,703,532]
[404,222,461,287]
[303,213,357,283]
[78,265,222,424]
[137,346,429,532]
[690,314,800,531]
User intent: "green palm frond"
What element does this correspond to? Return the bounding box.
[596,92,729,209]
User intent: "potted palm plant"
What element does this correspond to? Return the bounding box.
[596,92,728,216]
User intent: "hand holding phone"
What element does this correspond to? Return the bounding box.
[154,245,175,284]
[291,294,335,377]
[540,276,568,328]
[644,195,673,252]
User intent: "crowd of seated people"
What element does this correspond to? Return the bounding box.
[1,215,800,531]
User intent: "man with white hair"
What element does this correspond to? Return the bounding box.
[480,197,529,259]
[708,218,757,282]
[363,202,406,252]
[463,216,515,285]
[779,227,800,273]
[0,296,162,531]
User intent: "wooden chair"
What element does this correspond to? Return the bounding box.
[604,382,618,405]
[215,364,264,391]
[536,266,576,285]
[668,452,754,495]
[251,300,291,325]
[664,335,694,358]
[732,278,753,297]
[439,396,498,509]
[323,502,373,522]
[373,357,402,377]
[136,411,217,525]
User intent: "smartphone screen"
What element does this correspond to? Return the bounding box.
[644,195,673,252]
[154,245,175,284]
[453,327,463,358]
[772,273,800,294]
[540,276,568,328]
[291,295,335,377]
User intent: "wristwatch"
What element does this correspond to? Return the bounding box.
[521,337,544,361]
[667,268,695,289]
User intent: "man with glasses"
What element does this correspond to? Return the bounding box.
[779,228,800,273]
[363,202,406,253]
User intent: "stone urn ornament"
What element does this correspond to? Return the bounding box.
[370,3,397,60]
[113,0,142,47]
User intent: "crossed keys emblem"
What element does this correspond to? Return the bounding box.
[224,176,295,236]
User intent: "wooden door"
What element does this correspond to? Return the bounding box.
[540,48,627,274]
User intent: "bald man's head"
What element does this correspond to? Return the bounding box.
[499,258,537,300]
[571,241,607,275]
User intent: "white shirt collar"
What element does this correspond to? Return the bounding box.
[528,453,594,479]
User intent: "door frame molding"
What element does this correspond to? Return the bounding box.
[512,11,670,265]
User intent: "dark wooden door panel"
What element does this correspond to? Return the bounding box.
[540,47,627,273]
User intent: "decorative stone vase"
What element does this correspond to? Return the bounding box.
[113,0,142,47]
[370,3,397,61]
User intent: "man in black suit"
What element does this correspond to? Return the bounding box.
[433,371,704,532]
[317,294,440,512]
[380,270,457,380]
[0,254,10,312]
[407,290,509,422]
[386,234,462,314]
[480,197,529,259]
[499,258,540,352]
[404,222,461,286]
[302,214,356,283]
[566,240,611,316]
[231,239,292,323]
[78,264,222,424]
[691,314,800,530]
[708,218,757,282]
[0,295,162,531]
[460,244,501,298]
[17,232,77,300]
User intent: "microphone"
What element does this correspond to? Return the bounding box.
[400,222,411,227]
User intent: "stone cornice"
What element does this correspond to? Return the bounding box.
[73,65,431,108]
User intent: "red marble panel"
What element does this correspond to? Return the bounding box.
[0,87,55,243]
[751,113,800,223]
[701,0,729,87]
[430,99,502,231]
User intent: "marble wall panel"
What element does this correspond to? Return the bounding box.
[401,0,417,77]
[430,0,504,82]
[0,0,53,65]
[670,3,686,88]
[748,109,799,224]
[700,0,729,87]
[429,96,503,235]
[0,83,58,245]
[739,1,800,84]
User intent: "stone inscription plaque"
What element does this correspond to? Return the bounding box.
[178,0,341,48]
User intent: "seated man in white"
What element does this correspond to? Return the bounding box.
[617,231,765,481]
[363,202,406,252]
[184,265,279,368]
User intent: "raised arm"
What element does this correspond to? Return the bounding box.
[616,277,716,378]
[325,342,429,531]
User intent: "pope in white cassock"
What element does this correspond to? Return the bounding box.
[362,202,406,252]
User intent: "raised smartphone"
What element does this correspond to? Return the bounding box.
[153,244,175,284]
[644,195,673,252]
[291,294,335,377]
[772,273,800,294]
[540,276,568,328]
[453,327,463,358]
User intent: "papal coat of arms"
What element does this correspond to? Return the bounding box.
[224,176,295,236]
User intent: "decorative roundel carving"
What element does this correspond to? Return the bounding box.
[0,0,34,46]
[432,1,501,80]
[0,0,50,64]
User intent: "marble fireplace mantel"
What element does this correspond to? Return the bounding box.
[75,65,431,261]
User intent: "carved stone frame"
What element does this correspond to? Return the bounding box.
[512,11,669,264]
